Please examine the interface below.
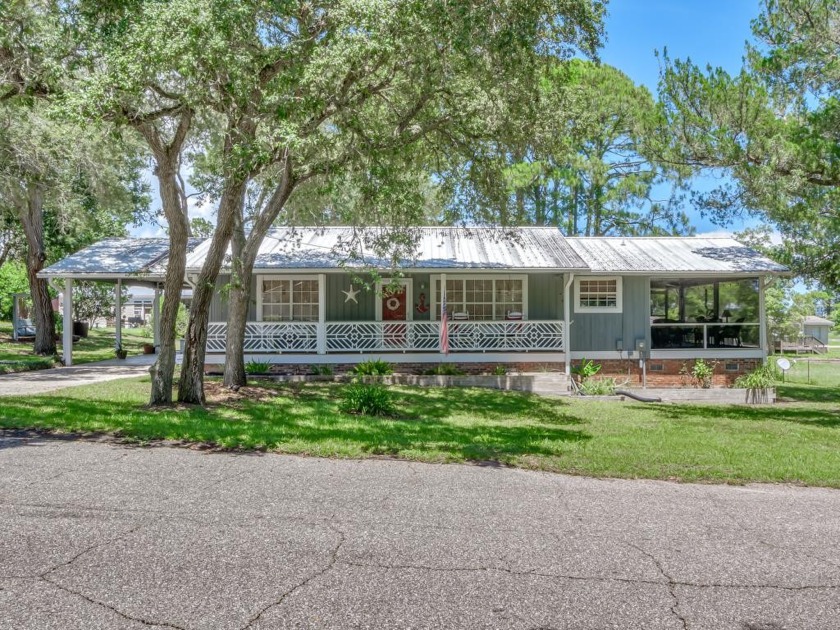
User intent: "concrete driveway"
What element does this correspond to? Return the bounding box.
[1,435,838,629]
[0,363,149,397]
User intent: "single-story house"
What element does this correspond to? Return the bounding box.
[802,315,834,346]
[40,226,788,384]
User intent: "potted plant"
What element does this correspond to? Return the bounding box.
[115,342,128,360]
[735,364,777,404]
[142,342,155,355]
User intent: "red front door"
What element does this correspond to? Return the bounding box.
[382,286,408,347]
[382,287,407,321]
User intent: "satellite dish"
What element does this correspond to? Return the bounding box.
[776,357,791,372]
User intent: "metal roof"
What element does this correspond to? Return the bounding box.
[39,231,789,278]
[565,237,788,274]
[40,238,205,278]
[185,226,589,271]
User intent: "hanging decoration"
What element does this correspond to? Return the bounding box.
[415,292,429,314]
[342,285,359,303]
[386,296,401,311]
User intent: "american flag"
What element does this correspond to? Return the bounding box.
[440,286,449,354]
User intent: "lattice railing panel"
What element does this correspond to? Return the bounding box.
[207,322,318,353]
[326,321,439,352]
[206,320,564,354]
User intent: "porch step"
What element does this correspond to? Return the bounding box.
[526,373,573,397]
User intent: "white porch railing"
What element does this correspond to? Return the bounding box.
[207,321,319,353]
[326,321,440,352]
[206,320,565,354]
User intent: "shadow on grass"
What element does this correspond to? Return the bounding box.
[651,397,840,428]
[0,384,590,463]
[775,384,839,404]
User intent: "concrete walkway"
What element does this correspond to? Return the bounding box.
[0,358,152,397]
[1,437,839,629]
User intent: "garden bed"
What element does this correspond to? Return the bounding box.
[233,372,572,396]
[617,387,775,404]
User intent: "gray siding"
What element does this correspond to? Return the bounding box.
[570,276,649,352]
[326,274,375,321]
[804,324,830,345]
[528,274,564,320]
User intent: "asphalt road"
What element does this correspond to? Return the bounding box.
[1,434,838,629]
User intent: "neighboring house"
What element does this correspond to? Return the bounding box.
[802,315,834,346]
[40,227,788,384]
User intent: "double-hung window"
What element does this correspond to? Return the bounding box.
[433,276,526,320]
[258,277,320,322]
[575,277,622,313]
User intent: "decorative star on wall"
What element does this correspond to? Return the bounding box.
[342,284,359,303]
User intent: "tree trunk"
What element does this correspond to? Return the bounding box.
[222,211,251,388]
[148,164,189,405]
[178,181,245,404]
[221,161,295,390]
[19,182,56,356]
[138,112,193,406]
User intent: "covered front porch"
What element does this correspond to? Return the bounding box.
[203,269,570,366]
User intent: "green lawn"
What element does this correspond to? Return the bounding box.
[0,320,150,373]
[773,358,840,387]
[1,376,838,487]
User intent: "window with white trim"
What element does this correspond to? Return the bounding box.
[575,277,622,313]
[433,276,526,320]
[259,278,319,321]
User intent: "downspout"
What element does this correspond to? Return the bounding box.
[564,273,574,377]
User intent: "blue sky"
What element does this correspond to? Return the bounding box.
[601,0,762,237]
[132,1,766,239]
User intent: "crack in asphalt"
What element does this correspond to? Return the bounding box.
[33,516,188,629]
[39,519,151,580]
[626,542,689,629]
[239,523,346,629]
[38,576,187,629]
[336,557,840,593]
[339,558,666,587]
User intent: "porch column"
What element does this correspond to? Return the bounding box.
[759,276,770,357]
[63,278,73,366]
[563,273,574,377]
[153,284,161,349]
[317,273,326,354]
[115,279,122,350]
[439,273,446,353]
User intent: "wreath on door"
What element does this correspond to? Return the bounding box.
[385,296,401,311]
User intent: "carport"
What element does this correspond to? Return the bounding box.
[38,238,175,366]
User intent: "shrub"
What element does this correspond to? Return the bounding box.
[735,363,779,389]
[580,377,617,396]
[245,360,271,375]
[572,358,601,381]
[311,364,334,376]
[423,363,465,376]
[690,359,715,388]
[352,359,393,376]
[340,383,395,416]
[491,364,508,376]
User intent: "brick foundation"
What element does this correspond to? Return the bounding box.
[571,358,761,388]
[204,357,760,385]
